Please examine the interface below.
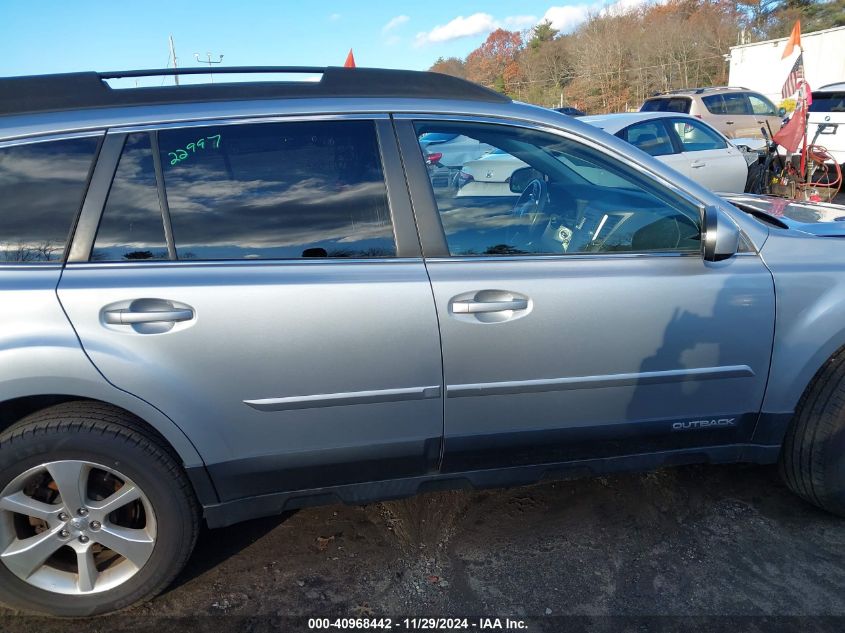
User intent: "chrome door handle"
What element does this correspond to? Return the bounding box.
[691,160,706,168]
[452,299,528,314]
[103,308,194,325]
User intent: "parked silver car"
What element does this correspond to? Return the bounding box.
[2,66,845,617]
[581,112,750,193]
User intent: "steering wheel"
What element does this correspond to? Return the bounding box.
[508,178,548,246]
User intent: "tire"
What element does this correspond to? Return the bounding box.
[745,160,765,193]
[779,352,845,516]
[0,401,199,616]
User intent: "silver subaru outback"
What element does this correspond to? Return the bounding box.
[1,66,844,617]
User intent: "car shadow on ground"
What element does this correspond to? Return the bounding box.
[166,512,294,593]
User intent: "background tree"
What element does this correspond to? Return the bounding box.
[429,0,841,113]
[430,57,466,79]
[465,29,523,95]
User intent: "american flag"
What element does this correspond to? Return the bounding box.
[782,53,805,99]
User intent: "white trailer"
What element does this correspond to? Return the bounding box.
[728,26,845,105]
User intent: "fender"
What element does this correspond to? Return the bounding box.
[755,230,845,444]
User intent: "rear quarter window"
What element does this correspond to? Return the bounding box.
[0,136,100,263]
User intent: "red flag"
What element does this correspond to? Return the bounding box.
[781,21,801,59]
[773,101,806,153]
[344,49,356,68]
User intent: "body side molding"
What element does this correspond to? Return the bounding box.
[244,385,442,412]
[447,365,755,398]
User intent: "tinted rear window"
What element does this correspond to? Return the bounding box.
[640,98,691,113]
[158,120,395,260]
[703,93,749,115]
[0,137,99,263]
[810,92,845,113]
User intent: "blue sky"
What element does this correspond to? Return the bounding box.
[0,0,633,78]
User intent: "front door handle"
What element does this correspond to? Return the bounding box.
[725,120,734,125]
[103,308,194,325]
[690,160,706,169]
[451,298,528,314]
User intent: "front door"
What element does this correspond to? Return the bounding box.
[398,118,775,473]
[618,118,691,180]
[58,117,443,501]
[669,117,748,193]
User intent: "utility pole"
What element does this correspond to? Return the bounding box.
[169,35,179,85]
[194,52,224,83]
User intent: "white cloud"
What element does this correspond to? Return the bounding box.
[542,0,663,33]
[542,5,591,33]
[382,15,410,33]
[503,15,539,29]
[415,13,498,46]
[413,2,662,48]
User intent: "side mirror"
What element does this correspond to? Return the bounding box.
[509,167,534,194]
[778,106,787,117]
[703,206,740,262]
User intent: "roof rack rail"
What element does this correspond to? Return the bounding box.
[0,66,510,117]
[654,86,751,96]
[98,66,327,79]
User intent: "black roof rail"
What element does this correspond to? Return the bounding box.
[0,66,510,116]
[97,66,327,79]
[653,86,752,97]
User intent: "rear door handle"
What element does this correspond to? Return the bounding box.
[103,308,194,325]
[451,299,528,314]
[725,120,734,125]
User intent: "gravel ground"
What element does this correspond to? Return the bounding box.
[3,462,845,632]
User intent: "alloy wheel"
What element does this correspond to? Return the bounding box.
[0,460,156,595]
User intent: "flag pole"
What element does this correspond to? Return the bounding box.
[798,37,809,188]
[800,64,808,184]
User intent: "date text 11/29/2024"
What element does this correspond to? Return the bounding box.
[307,617,529,630]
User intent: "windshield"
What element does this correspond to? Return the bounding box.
[419,133,459,144]
[810,92,845,113]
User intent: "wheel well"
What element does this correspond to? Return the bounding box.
[756,342,845,446]
[0,395,81,433]
[0,395,177,463]
[0,395,217,507]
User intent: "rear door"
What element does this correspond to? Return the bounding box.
[701,93,757,138]
[747,93,783,137]
[668,118,747,193]
[722,93,759,139]
[58,116,443,502]
[396,116,774,473]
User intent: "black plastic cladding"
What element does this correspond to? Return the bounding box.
[0,66,511,116]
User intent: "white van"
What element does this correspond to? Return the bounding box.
[808,82,845,166]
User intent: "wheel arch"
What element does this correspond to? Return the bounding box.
[0,381,217,506]
[756,332,845,446]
